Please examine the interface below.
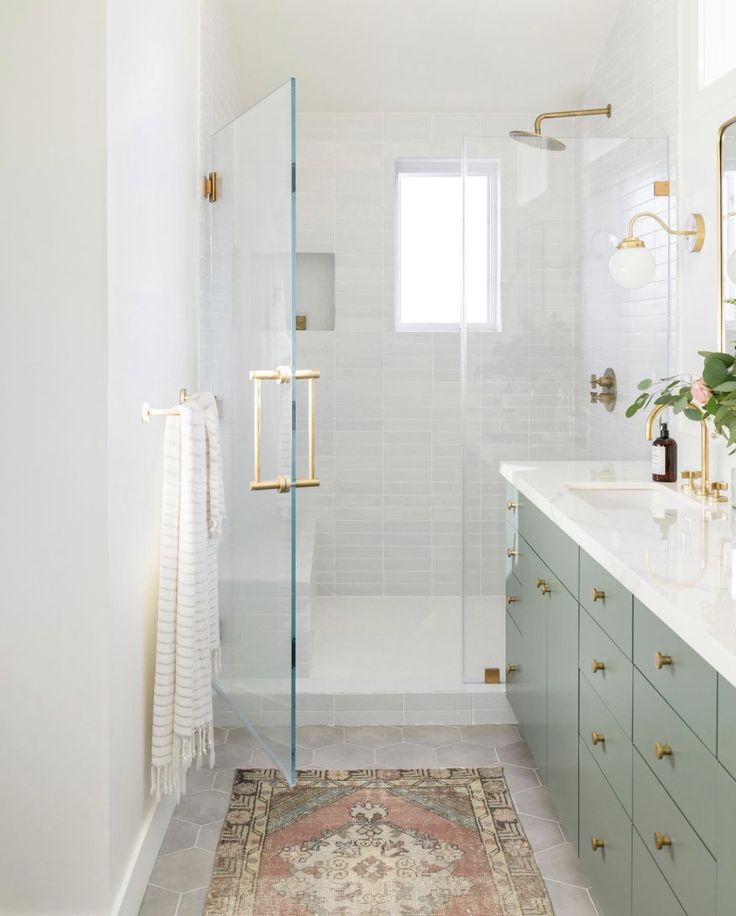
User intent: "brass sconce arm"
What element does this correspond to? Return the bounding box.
[621,211,705,252]
[533,105,612,134]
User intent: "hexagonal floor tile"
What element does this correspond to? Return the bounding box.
[545,879,598,915]
[226,728,264,749]
[296,726,344,749]
[436,742,499,767]
[313,744,375,768]
[401,725,461,747]
[502,763,540,794]
[342,726,402,748]
[149,846,214,893]
[197,820,224,852]
[177,887,209,916]
[159,817,199,856]
[174,789,230,826]
[184,767,215,794]
[458,725,519,747]
[375,743,439,768]
[535,842,590,887]
[204,743,252,772]
[497,740,536,767]
[138,883,179,916]
[513,785,560,821]
[519,813,566,854]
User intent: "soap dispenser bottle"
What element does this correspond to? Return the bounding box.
[652,422,677,483]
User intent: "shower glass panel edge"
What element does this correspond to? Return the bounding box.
[460,134,671,685]
[208,79,297,785]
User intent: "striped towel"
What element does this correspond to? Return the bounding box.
[150,395,225,800]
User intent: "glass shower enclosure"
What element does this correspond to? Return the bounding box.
[206,80,310,784]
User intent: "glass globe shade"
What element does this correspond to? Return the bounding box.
[609,245,656,290]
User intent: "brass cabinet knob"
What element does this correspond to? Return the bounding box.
[507,500,518,511]
[590,837,605,851]
[653,832,672,850]
[655,651,673,669]
[539,581,552,595]
[507,595,520,605]
[654,742,673,760]
[591,731,605,746]
[592,588,605,602]
[535,578,545,588]
[507,548,520,558]
[507,664,518,675]
[591,659,606,673]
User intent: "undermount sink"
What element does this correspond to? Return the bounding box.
[564,481,692,512]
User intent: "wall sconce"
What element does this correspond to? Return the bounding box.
[609,211,705,289]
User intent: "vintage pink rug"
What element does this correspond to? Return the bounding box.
[205,767,553,915]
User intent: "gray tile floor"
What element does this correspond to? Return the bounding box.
[139,724,598,916]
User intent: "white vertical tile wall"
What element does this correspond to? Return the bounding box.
[575,0,678,459]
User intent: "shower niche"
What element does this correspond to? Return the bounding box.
[295,252,335,330]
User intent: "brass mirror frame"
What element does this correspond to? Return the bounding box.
[717,114,736,351]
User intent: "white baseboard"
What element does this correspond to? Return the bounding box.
[111,793,176,916]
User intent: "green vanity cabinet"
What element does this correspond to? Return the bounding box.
[546,575,579,849]
[503,485,736,916]
[717,763,736,916]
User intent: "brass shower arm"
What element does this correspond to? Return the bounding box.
[533,105,612,135]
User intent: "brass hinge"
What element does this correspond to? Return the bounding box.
[203,171,218,202]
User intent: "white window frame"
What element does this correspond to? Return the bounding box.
[394,157,501,332]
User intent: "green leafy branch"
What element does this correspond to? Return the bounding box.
[627,350,736,453]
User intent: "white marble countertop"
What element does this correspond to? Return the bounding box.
[500,460,736,688]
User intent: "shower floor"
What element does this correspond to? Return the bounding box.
[301,594,506,692]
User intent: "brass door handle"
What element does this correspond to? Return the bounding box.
[590,837,605,851]
[591,659,606,673]
[653,832,672,850]
[507,500,519,511]
[507,548,520,557]
[507,596,520,605]
[655,651,673,669]
[654,742,672,759]
[591,731,605,746]
[507,664,518,675]
[250,367,320,492]
[592,588,605,602]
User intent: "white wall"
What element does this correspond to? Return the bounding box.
[677,0,736,481]
[107,0,199,910]
[0,1,200,913]
[0,2,110,913]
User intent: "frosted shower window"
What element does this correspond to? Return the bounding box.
[396,159,499,330]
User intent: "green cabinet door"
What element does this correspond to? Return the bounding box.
[717,763,736,916]
[547,584,579,851]
[506,612,526,730]
[632,830,685,916]
[524,583,548,782]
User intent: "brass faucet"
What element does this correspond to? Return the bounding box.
[645,402,710,498]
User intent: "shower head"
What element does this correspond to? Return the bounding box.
[509,104,612,152]
[509,130,566,151]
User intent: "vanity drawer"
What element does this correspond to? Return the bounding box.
[633,669,717,854]
[580,551,632,656]
[717,763,736,916]
[632,830,685,916]
[717,675,736,780]
[633,599,717,752]
[518,499,578,597]
[579,738,632,916]
[633,751,717,916]
[580,608,633,737]
[580,677,632,815]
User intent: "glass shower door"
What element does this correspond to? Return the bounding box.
[208,80,300,783]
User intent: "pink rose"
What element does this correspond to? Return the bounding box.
[691,377,711,405]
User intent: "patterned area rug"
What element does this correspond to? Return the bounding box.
[205,768,553,915]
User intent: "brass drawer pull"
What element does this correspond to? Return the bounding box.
[590,837,605,851]
[654,832,672,850]
[507,664,518,675]
[591,731,605,746]
[592,588,605,602]
[506,595,520,605]
[654,742,673,759]
[655,651,673,669]
[539,581,552,595]
[591,659,606,673]
[507,548,520,558]
[535,578,545,588]
[507,500,518,511]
